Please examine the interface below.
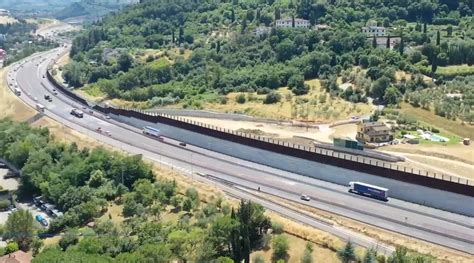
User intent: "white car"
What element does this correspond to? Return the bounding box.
[33,97,38,101]
[300,195,311,201]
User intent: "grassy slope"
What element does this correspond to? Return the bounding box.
[399,102,474,139]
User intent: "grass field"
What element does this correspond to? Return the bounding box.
[200,79,373,122]
[436,64,474,77]
[0,67,36,121]
[399,102,474,139]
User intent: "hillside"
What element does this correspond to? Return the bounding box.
[63,0,473,125]
[0,0,137,20]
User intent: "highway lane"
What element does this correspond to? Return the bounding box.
[8,48,474,254]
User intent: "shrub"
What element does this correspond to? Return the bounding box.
[431,127,440,133]
[264,91,281,104]
[5,242,19,254]
[271,222,284,234]
[0,200,10,210]
[257,87,271,94]
[236,93,246,104]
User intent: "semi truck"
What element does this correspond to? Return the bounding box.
[143,126,160,137]
[348,181,388,201]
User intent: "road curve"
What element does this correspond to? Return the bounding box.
[6,45,474,254]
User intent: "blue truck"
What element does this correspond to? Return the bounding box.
[348,181,388,201]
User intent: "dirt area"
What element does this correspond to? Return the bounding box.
[0,16,18,24]
[0,169,19,190]
[0,67,36,121]
[185,117,357,144]
[259,193,472,262]
[197,79,373,122]
[381,144,474,180]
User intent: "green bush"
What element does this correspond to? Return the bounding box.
[271,222,284,234]
[431,127,440,133]
[264,92,281,104]
[236,94,246,104]
[0,200,10,210]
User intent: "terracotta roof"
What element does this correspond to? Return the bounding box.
[0,251,32,263]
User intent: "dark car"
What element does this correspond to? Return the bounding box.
[179,142,187,147]
[44,94,52,102]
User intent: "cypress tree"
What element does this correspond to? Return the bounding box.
[231,8,235,23]
[431,53,438,74]
[274,7,281,20]
[386,35,391,49]
[171,29,175,44]
[292,14,295,28]
[230,208,241,262]
[372,36,377,48]
[423,23,427,34]
[399,32,404,56]
[436,30,441,45]
[178,26,184,44]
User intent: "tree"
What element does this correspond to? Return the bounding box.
[216,256,234,263]
[117,53,133,72]
[274,7,281,20]
[59,229,79,251]
[4,209,35,251]
[272,235,289,261]
[431,54,438,74]
[388,246,409,263]
[386,35,391,49]
[301,242,314,263]
[363,248,377,263]
[32,238,44,256]
[337,241,356,263]
[372,36,377,48]
[88,169,106,188]
[134,243,172,263]
[179,26,184,44]
[230,9,235,23]
[371,76,391,99]
[423,23,427,34]
[436,30,440,46]
[168,230,190,262]
[291,15,295,28]
[383,86,402,105]
[446,25,453,37]
[399,33,405,56]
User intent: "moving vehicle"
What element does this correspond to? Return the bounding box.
[179,142,187,147]
[14,88,21,96]
[44,94,52,102]
[36,103,45,112]
[300,194,311,201]
[143,126,160,137]
[70,108,84,118]
[348,182,388,201]
[52,89,58,95]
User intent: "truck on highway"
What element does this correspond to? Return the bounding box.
[143,126,160,137]
[14,88,21,96]
[36,103,45,112]
[70,108,84,118]
[348,181,388,201]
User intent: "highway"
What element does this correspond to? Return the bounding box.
[6,36,474,254]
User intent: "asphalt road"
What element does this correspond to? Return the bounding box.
[7,43,474,254]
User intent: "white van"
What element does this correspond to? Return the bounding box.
[36,103,45,112]
[14,88,21,96]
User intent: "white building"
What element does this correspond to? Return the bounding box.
[253,26,272,36]
[276,18,310,29]
[362,26,386,37]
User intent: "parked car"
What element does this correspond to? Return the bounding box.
[35,215,48,227]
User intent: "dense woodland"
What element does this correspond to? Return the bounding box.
[0,119,274,262]
[63,0,473,122]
